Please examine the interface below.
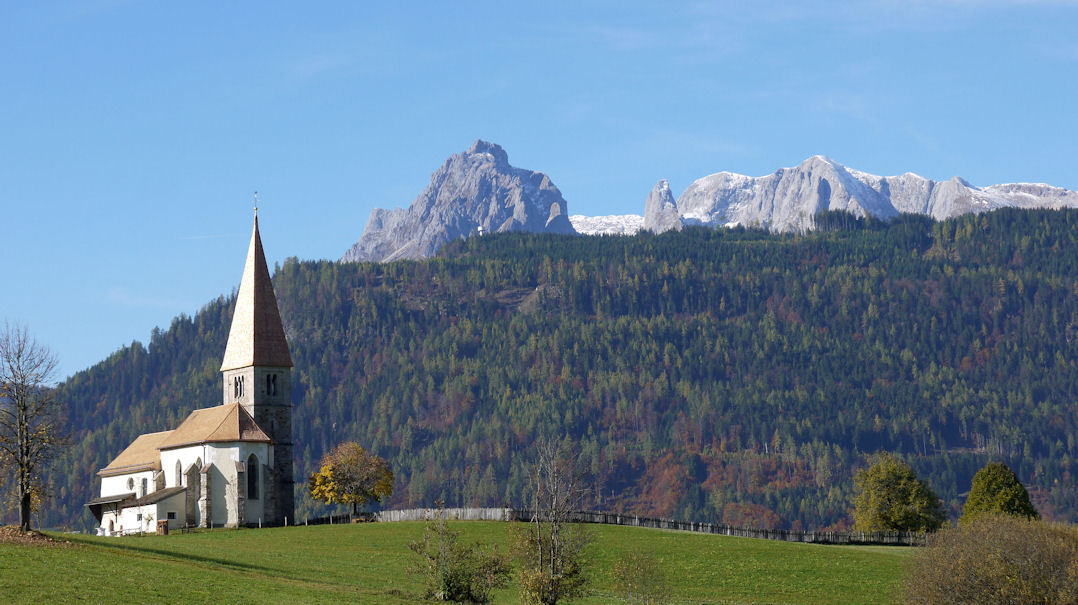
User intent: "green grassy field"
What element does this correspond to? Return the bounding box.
[0,522,913,604]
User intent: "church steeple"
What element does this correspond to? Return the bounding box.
[221,211,293,372]
[219,207,295,526]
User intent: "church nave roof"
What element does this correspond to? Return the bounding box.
[97,430,173,477]
[158,402,272,450]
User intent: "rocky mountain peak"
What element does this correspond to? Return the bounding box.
[467,139,510,165]
[341,141,575,263]
[643,179,682,233]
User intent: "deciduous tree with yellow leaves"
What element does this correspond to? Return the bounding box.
[308,442,393,517]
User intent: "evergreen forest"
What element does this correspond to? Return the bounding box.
[40,209,1078,531]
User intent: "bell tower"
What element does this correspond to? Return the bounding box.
[220,208,294,525]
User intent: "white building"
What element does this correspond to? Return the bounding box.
[86,211,295,534]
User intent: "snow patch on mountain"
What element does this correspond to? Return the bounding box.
[570,214,644,236]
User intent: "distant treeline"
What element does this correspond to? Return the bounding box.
[41,208,1078,530]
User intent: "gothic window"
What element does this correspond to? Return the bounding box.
[233,375,247,398]
[175,460,182,487]
[266,373,278,396]
[247,453,259,500]
[140,478,147,498]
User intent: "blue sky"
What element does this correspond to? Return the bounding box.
[2,1,1076,379]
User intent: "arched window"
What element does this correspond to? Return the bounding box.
[266,373,277,396]
[247,453,259,500]
[175,460,183,487]
[140,478,147,498]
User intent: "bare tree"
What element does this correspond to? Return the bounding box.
[0,323,63,531]
[514,439,593,605]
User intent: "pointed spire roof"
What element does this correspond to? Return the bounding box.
[221,211,293,371]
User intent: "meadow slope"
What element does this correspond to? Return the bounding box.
[0,522,912,604]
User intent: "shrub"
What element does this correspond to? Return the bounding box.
[613,551,670,605]
[905,514,1078,605]
[960,461,1038,524]
[511,522,591,605]
[409,512,510,603]
[852,452,946,532]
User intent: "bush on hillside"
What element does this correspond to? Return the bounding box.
[408,509,510,603]
[960,461,1038,524]
[905,514,1078,605]
[852,453,946,533]
[613,550,670,605]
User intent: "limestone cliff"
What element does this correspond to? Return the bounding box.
[342,141,575,262]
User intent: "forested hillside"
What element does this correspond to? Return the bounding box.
[41,209,1078,530]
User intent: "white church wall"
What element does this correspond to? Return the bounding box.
[100,510,118,536]
[203,443,241,527]
[155,491,186,532]
[204,457,231,527]
[160,445,205,488]
[98,492,186,535]
[207,442,272,526]
[238,441,271,525]
[116,502,151,534]
[100,469,157,499]
[157,441,273,527]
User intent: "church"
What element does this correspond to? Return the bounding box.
[86,211,295,533]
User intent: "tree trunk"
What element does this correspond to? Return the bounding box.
[20,491,32,531]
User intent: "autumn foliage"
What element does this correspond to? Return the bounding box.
[308,442,393,515]
[906,514,1078,605]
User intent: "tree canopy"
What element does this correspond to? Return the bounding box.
[960,462,1038,524]
[308,442,393,515]
[853,453,946,532]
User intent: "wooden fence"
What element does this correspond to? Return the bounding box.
[370,507,926,546]
[376,507,514,523]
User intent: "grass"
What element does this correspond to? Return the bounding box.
[0,522,913,604]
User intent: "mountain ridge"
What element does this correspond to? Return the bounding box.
[342,142,1078,246]
[644,155,1078,234]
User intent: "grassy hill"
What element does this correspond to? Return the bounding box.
[0,522,912,604]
